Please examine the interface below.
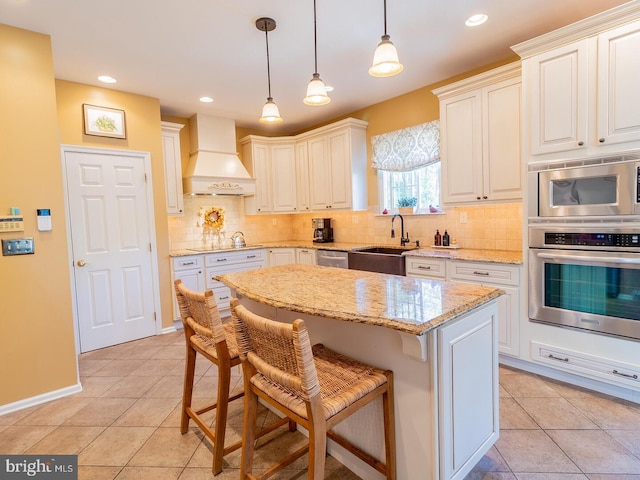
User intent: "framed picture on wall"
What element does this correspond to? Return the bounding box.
[83,104,126,139]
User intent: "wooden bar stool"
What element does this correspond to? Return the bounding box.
[231,298,397,480]
[174,280,294,475]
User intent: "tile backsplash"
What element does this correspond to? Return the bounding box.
[168,197,522,252]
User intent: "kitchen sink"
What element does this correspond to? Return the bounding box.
[348,246,416,276]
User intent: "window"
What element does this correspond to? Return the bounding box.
[379,163,441,213]
[372,120,441,214]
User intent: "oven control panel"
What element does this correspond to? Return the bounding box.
[545,232,640,247]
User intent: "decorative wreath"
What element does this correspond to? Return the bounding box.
[200,205,225,231]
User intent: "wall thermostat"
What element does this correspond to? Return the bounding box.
[37,209,52,231]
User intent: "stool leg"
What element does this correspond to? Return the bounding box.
[181,344,197,434]
[212,360,231,475]
[307,401,327,480]
[383,373,397,480]
[240,386,258,479]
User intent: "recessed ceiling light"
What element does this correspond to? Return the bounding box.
[199,96,214,103]
[98,75,117,84]
[465,14,488,27]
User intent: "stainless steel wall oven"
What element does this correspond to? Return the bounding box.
[529,226,640,341]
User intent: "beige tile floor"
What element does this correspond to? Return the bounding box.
[1,330,639,479]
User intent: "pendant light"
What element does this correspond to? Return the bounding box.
[256,17,283,124]
[369,0,403,77]
[303,0,331,106]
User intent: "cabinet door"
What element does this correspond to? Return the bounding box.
[308,136,332,210]
[528,40,589,155]
[173,268,205,321]
[268,248,296,266]
[597,20,640,146]
[161,122,184,215]
[483,78,522,202]
[437,303,499,479]
[296,141,311,212]
[252,142,272,212]
[271,144,297,212]
[496,285,520,357]
[440,91,483,203]
[327,130,352,209]
[296,248,317,265]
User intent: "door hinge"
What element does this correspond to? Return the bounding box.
[144,173,148,183]
[149,243,152,252]
[153,312,157,322]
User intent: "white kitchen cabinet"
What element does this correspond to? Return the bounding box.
[161,121,185,215]
[171,255,205,321]
[267,247,296,266]
[270,143,297,212]
[434,63,522,205]
[296,248,317,265]
[242,140,272,213]
[295,141,311,212]
[437,300,499,480]
[447,260,521,357]
[308,122,368,211]
[204,249,267,317]
[514,12,640,161]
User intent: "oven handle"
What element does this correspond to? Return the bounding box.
[537,252,640,265]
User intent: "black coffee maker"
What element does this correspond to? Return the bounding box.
[312,218,333,243]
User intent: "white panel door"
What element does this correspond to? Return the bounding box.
[270,144,297,212]
[64,148,156,352]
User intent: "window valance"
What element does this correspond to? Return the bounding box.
[371,120,440,172]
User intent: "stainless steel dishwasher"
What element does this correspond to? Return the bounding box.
[316,249,349,268]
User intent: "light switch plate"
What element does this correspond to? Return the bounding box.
[2,238,34,256]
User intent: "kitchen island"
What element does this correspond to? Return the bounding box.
[217,264,504,480]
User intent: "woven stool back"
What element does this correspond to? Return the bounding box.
[175,281,225,345]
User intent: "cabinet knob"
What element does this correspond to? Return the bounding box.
[578,141,584,146]
[476,196,481,200]
[483,195,488,200]
[599,138,605,143]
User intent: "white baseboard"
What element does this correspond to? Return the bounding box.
[0,383,83,417]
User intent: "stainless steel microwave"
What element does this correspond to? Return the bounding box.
[532,160,640,217]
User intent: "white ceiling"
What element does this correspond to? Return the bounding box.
[1,0,630,133]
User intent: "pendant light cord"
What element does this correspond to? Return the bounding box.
[383,0,388,35]
[313,0,318,75]
[264,27,272,98]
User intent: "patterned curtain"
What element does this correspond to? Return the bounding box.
[371,120,440,172]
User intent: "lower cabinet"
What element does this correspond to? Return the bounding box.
[171,255,205,322]
[296,248,317,265]
[267,248,297,266]
[436,301,499,479]
[407,256,522,357]
[205,249,267,317]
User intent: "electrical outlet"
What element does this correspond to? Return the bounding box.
[272,218,277,226]
[460,212,468,224]
[352,216,358,224]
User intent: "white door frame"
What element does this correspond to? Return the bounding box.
[61,144,163,353]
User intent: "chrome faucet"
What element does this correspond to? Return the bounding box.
[391,214,410,246]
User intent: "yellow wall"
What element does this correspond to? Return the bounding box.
[55,80,174,330]
[0,25,78,405]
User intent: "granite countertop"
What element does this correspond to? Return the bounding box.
[171,241,522,265]
[216,264,504,336]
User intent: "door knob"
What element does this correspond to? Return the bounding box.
[77,260,87,267]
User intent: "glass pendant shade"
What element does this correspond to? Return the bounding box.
[369,34,403,77]
[303,73,331,106]
[259,97,283,124]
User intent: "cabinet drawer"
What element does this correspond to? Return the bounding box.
[205,249,266,269]
[172,255,203,271]
[448,261,519,286]
[212,286,232,312]
[206,261,265,289]
[405,257,446,279]
[531,341,640,390]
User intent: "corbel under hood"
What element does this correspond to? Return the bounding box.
[183,115,256,196]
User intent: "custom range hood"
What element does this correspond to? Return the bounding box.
[183,115,256,196]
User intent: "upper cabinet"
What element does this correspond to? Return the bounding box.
[434,63,522,205]
[161,121,185,215]
[513,4,640,162]
[240,118,368,214]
